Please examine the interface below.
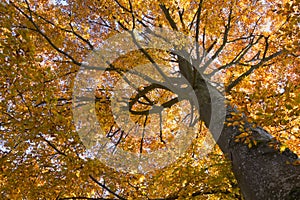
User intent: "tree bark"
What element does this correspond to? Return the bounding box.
[217,116,300,200]
[194,76,300,200]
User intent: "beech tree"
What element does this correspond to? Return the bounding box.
[1,0,299,199]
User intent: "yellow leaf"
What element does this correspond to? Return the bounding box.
[232,121,240,126]
[139,175,145,183]
[248,143,252,148]
[253,140,257,146]
[76,171,80,177]
[280,145,286,153]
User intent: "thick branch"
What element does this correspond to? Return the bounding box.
[159,4,178,31]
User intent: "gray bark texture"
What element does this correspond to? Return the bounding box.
[218,120,300,200]
[193,75,300,200]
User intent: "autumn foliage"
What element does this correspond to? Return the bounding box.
[0,0,299,199]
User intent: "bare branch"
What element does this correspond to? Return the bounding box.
[195,0,204,61]
[209,35,263,77]
[201,7,233,71]
[38,133,67,156]
[89,175,126,200]
[140,115,148,153]
[226,50,286,92]
[10,2,82,66]
[178,7,185,30]
[159,4,178,31]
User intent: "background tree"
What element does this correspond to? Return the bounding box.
[0,0,299,199]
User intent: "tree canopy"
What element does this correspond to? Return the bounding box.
[0,0,299,199]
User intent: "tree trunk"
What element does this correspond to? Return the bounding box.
[194,77,300,200]
[218,117,300,200]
